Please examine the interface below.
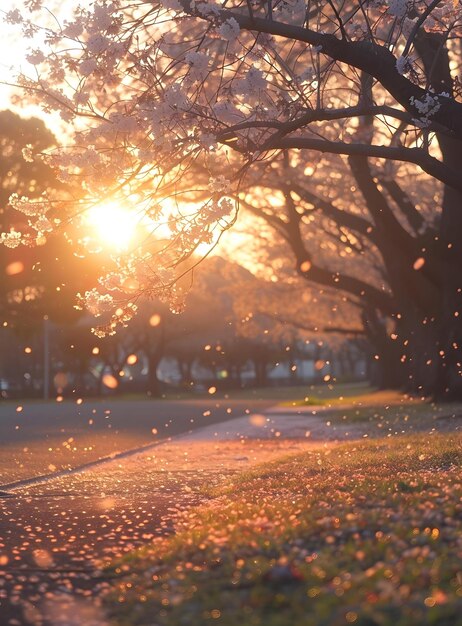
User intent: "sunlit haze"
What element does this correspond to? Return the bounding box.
[86,202,138,250]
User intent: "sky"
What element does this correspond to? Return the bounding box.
[0,16,27,110]
[0,2,70,117]
[0,0,40,116]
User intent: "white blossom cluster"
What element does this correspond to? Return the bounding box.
[0,229,22,249]
[396,55,412,75]
[78,288,115,317]
[1,193,57,245]
[234,67,268,96]
[21,144,35,162]
[208,175,231,194]
[184,51,211,82]
[409,92,442,126]
[90,302,139,337]
[217,17,240,41]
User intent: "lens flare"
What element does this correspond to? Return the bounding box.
[86,202,137,250]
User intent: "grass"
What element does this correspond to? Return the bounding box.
[234,381,373,404]
[122,381,375,403]
[279,386,419,408]
[315,400,461,426]
[104,432,462,626]
[0,381,377,405]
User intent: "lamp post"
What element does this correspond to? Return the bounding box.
[43,315,50,400]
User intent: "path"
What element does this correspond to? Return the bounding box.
[0,397,274,483]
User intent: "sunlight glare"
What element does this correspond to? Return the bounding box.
[86,202,137,250]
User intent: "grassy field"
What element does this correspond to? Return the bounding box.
[112,382,375,403]
[231,382,376,404]
[0,382,410,407]
[0,381,370,404]
[154,382,424,407]
[278,386,419,408]
[313,399,461,426]
[105,432,462,626]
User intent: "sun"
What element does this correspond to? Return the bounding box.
[86,202,137,250]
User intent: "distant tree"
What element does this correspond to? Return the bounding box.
[0,110,99,330]
[55,320,112,395]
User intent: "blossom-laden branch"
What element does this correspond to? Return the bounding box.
[181,0,462,140]
[3,0,461,332]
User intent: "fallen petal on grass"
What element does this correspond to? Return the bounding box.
[104,432,462,626]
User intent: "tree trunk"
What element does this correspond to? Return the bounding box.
[147,354,162,397]
[178,357,194,387]
[434,138,462,399]
[254,359,268,387]
[414,32,462,400]
[235,364,242,387]
[362,308,406,390]
[146,327,166,397]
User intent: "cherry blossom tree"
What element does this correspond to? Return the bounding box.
[4,0,462,397]
[232,146,440,391]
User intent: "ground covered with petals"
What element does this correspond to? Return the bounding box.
[105,431,462,626]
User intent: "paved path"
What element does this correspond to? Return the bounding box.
[0,432,313,625]
[0,397,274,483]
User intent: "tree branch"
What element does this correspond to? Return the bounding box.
[216,105,452,144]
[181,4,462,141]
[287,182,376,241]
[348,153,441,311]
[379,178,425,234]
[402,0,445,59]
[237,183,395,313]
[263,137,462,192]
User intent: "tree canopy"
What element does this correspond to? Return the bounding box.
[3,0,462,396]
